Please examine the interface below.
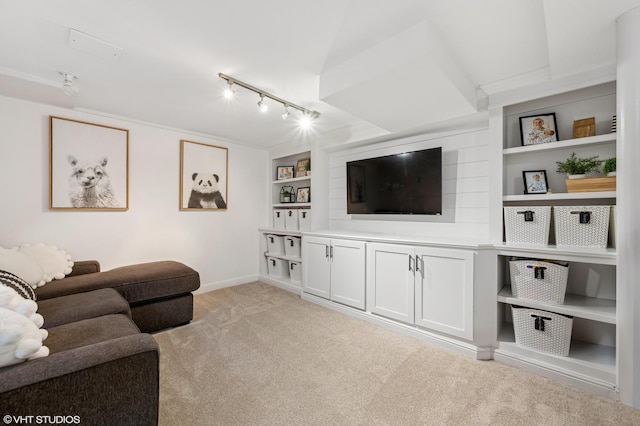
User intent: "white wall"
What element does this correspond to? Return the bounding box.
[326,127,491,241]
[0,95,268,290]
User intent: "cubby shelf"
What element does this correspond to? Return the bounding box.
[503,133,616,156]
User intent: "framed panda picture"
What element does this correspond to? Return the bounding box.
[180,140,228,210]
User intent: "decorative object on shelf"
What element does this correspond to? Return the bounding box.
[555,152,602,178]
[611,115,617,133]
[555,152,613,192]
[296,187,310,203]
[522,170,549,194]
[554,205,611,247]
[49,116,129,210]
[603,157,616,176]
[295,158,310,178]
[276,166,294,180]
[565,176,616,192]
[520,113,558,146]
[572,117,596,138]
[509,258,569,304]
[503,206,551,245]
[512,306,573,357]
[279,186,294,203]
[180,140,228,210]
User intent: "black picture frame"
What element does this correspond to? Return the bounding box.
[523,170,549,194]
[296,187,310,203]
[520,113,558,146]
[276,166,294,180]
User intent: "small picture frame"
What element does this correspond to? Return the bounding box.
[295,158,310,178]
[296,187,310,203]
[277,166,294,180]
[523,170,549,194]
[520,113,558,146]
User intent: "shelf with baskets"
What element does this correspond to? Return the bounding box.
[258,229,304,292]
[495,80,618,393]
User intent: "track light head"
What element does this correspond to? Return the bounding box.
[257,94,268,112]
[282,105,290,120]
[223,81,235,99]
[59,71,78,95]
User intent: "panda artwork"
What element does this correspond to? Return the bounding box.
[188,173,227,209]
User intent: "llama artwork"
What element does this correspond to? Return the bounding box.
[67,155,121,208]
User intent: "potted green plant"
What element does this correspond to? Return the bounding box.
[603,157,616,176]
[555,152,603,179]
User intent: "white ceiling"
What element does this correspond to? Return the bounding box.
[0,0,638,148]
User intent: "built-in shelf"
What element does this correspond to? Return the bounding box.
[272,202,311,208]
[263,252,302,263]
[498,287,616,324]
[495,243,616,265]
[503,191,616,202]
[259,228,302,237]
[272,176,311,185]
[503,133,616,155]
[496,326,616,385]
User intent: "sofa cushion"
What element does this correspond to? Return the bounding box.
[16,244,73,283]
[0,248,45,288]
[38,288,130,329]
[45,314,140,354]
[36,261,200,304]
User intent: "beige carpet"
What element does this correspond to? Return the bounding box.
[154,282,640,425]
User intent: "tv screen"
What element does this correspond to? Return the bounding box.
[346,147,442,215]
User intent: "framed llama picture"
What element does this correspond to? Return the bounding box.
[49,116,129,210]
[180,140,228,210]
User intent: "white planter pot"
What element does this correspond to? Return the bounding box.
[607,171,617,177]
[567,174,587,179]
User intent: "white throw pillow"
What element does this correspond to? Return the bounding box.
[0,248,45,289]
[17,244,74,283]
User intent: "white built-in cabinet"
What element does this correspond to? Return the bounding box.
[367,243,474,340]
[258,150,312,292]
[492,80,619,396]
[302,236,366,309]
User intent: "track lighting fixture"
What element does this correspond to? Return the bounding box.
[59,71,78,95]
[218,73,320,125]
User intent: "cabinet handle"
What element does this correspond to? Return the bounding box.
[325,245,329,258]
[409,255,414,272]
[330,246,334,259]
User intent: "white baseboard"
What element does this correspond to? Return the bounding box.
[195,274,259,294]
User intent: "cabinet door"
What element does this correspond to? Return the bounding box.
[367,243,415,324]
[415,247,474,340]
[331,239,366,309]
[302,236,331,299]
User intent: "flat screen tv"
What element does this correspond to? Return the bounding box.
[346,147,442,215]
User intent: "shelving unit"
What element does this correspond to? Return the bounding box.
[494,81,619,396]
[258,150,312,292]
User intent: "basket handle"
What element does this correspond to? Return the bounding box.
[570,210,592,224]
[531,314,552,331]
[526,264,547,279]
[517,210,535,222]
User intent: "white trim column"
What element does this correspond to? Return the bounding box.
[616,5,640,408]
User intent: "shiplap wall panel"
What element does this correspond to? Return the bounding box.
[327,128,491,240]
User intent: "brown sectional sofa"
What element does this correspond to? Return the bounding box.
[0,260,201,425]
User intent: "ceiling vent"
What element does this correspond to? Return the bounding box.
[68,29,123,62]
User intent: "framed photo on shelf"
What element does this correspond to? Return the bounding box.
[295,158,310,178]
[520,113,558,146]
[49,116,129,210]
[277,166,294,180]
[180,140,228,210]
[296,187,310,203]
[522,170,549,194]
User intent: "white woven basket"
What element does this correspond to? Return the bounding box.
[509,260,569,304]
[504,206,551,245]
[512,306,573,356]
[554,206,611,248]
